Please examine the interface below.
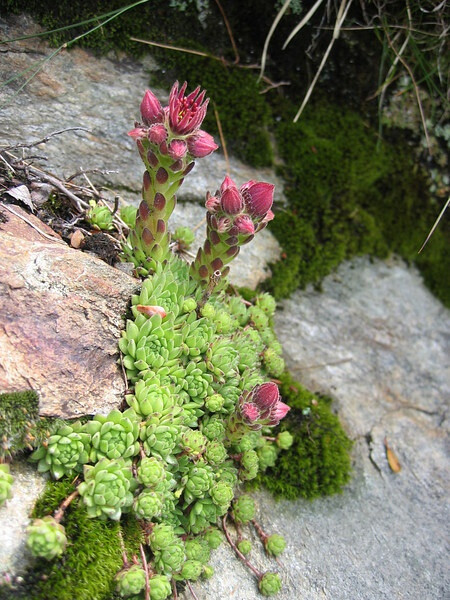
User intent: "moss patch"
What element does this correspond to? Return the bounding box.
[266,100,449,306]
[3,479,143,600]
[0,391,64,460]
[254,372,353,500]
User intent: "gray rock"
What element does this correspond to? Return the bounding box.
[0,460,46,578]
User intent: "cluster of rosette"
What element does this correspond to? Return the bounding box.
[124,81,218,274]
[190,175,275,286]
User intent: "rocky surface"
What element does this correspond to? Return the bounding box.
[0,462,46,578]
[0,202,139,418]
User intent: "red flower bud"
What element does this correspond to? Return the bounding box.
[234,214,255,235]
[140,90,164,125]
[168,139,187,160]
[241,181,274,217]
[187,130,218,158]
[267,401,290,425]
[127,127,147,140]
[205,192,221,213]
[253,382,280,409]
[221,186,243,215]
[148,124,168,145]
[241,402,261,423]
[136,305,167,318]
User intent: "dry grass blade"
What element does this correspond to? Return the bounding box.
[213,103,229,174]
[259,0,293,82]
[293,0,353,122]
[283,0,325,49]
[418,196,449,254]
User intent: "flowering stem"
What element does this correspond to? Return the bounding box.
[53,487,79,523]
[222,514,262,578]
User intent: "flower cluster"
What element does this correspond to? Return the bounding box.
[190,175,275,286]
[123,82,218,275]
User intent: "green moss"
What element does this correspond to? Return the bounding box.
[254,372,353,500]
[0,391,64,460]
[4,479,143,600]
[266,100,449,305]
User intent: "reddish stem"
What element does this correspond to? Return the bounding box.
[171,578,178,600]
[140,543,150,600]
[251,518,268,544]
[222,514,262,578]
[53,486,79,523]
[187,580,200,600]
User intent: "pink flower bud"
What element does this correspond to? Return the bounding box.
[268,401,290,425]
[140,90,164,125]
[187,130,218,158]
[127,127,147,140]
[148,124,168,145]
[234,214,255,235]
[241,402,261,423]
[241,181,275,217]
[205,192,221,213]
[168,139,187,160]
[253,382,280,409]
[217,216,232,233]
[221,185,243,215]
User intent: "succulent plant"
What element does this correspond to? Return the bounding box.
[120,205,138,229]
[85,409,140,463]
[30,421,90,480]
[149,574,172,599]
[116,564,147,598]
[78,458,136,520]
[204,440,227,466]
[0,463,13,505]
[137,456,166,487]
[183,461,214,504]
[181,429,207,459]
[201,415,226,441]
[276,431,294,450]
[257,442,278,471]
[126,376,178,419]
[258,572,282,596]
[255,293,277,317]
[202,564,214,579]
[202,528,223,550]
[133,489,164,520]
[149,523,178,551]
[232,494,256,524]
[209,480,234,514]
[153,538,186,574]
[262,347,285,378]
[265,534,286,557]
[26,516,67,560]
[173,226,195,250]
[179,559,203,581]
[237,539,252,556]
[240,449,259,481]
[185,537,211,563]
[87,200,114,231]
